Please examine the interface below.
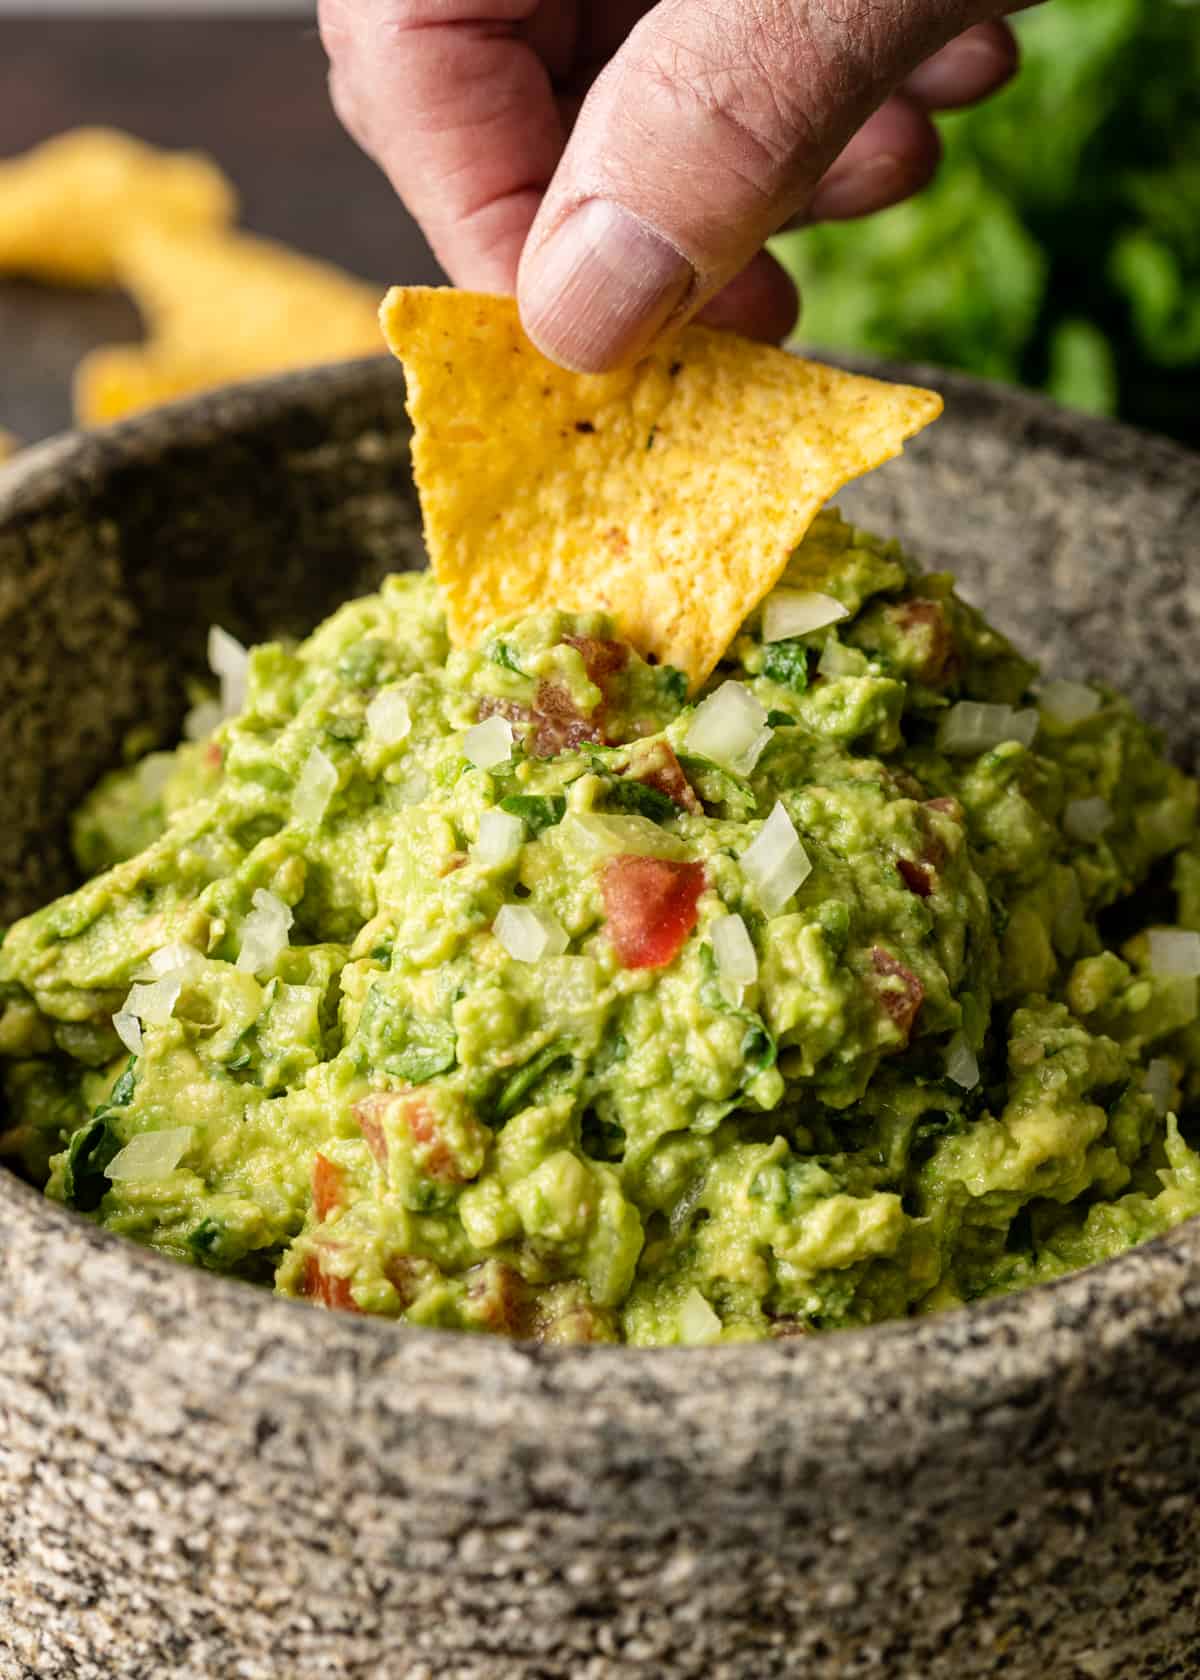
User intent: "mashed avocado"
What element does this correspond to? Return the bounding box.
[2,510,1199,1344]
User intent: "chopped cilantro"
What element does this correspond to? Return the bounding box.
[761,638,811,694]
[496,1041,575,1122]
[491,642,524,675]
[61,1115,122,1212]
[698,946,777,1077]
[604,779,677,823]
[499,794,566,836]
[354,988,457,1083]
[106,1057,138,1111]
[766,709,796,728]
[661,667,688,705]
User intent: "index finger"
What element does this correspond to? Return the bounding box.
[319,0,567,292]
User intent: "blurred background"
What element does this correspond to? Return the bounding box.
[1,0,1197,449]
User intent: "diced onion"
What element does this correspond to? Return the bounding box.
[237,888,294,975]
[464,715,514,770]
[762,589,848,643]
[712,912,758,1005]
[678,1287,722,1345]
[1040,679,1100,727]
[818,637,864,679]
[686,681,773,776]
[1063,796,1113,844]
[944,1032,980,1091]
[183,698,224,742]
[937,702,1039,755]
[494,904,569,963]
[208,624,249,718]
[1148,928,1200,979]
[472,808,524,868]
[106,1126,194,1184]
[112,1010,144,1057]
[366,689,411,746]
[1141,1057,1173,1118]
[122,974,183,1027]
[148,942,204,980]
[294,745,338,828]
[740,801,811,917]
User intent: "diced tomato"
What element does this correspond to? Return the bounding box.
[531,679,605,756]
[353,1096,388,1167]
[620,741,701,813]
[385,1253,437,1310]
[890,599,959,687]
[870,946,924,1041]
[601,855,706,970]
[768,1317,811,1340]
[897,858,935,899]
[312,1152,346,1221]
[355,1090,465,1183]
[402,1096,463,1183]
[478,696,528,727]
[562,634,628,686]
[465,1260,534,1337]
[479,686,604,758]
[925,795,963,820]
[299,1252,359,1313]
[203,741,223,772]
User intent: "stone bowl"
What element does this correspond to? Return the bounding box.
[1,356,1198,1680]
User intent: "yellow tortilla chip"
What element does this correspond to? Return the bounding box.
[74,225,385,425]
[381,288,942,688]
[73,345,206,426]
[0,428,19,463]
[0,128,235,286]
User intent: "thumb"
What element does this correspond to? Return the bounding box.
[517,0,995,370]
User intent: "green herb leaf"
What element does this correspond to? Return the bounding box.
[765,709,796,728]
[106,1056,138,1111]
[698,946,777,1078]
[495,1040,574,1122]
[740,1021,777,1072]
[761,638,811,694]
[661,667,688,706]
[354,988,457,1084]
[188,1218,226,1261]
[603,779,677,823]
[499,794,566,836]
[491,642,524,674]
[62,1115,122,1211]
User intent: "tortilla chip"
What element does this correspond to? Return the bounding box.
[0,128,235,287]
[381,288,942,689]
[73,345,206,426]
[74,225,386,425]
[0,428,19,463]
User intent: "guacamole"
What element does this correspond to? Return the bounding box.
[2,510,1199,1344]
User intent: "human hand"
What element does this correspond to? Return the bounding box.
[321,1,1031,371]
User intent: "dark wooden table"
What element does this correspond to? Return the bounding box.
[0,16,447,445]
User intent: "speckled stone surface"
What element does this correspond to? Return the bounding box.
[0,358,1198,1680]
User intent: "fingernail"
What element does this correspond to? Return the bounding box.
[520,200,693,373]
[807,153,905,223]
